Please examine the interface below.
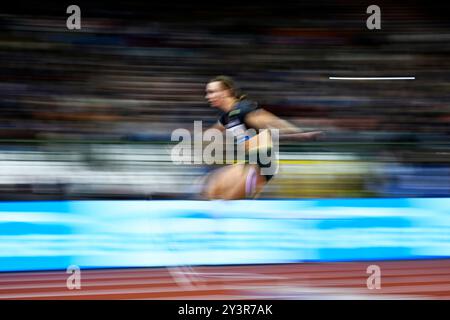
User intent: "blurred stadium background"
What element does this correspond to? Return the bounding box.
[0,0,449,299]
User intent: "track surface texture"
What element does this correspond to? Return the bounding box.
[1,260,449,299]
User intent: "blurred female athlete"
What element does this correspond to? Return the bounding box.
[201,76,323,200]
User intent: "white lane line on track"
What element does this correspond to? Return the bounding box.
[2,274,450,291]
[2,267,449,284]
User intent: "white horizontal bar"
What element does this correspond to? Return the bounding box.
[329,77,415,80]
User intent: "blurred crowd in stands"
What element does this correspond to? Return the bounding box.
[0,1,449,199]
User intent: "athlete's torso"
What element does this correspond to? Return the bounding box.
[218,99,276,180]
[218,99,259,143]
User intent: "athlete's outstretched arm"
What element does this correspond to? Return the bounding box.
[245,109,324,140]
[245,109,299,134]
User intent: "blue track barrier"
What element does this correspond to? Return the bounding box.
[0,198,449,271]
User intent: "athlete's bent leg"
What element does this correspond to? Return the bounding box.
[201,164,267,200]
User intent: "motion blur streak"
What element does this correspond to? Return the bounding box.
[1,0,449,300]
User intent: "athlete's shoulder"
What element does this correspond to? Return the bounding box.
[231,99,259,117]
[219,99,259,126]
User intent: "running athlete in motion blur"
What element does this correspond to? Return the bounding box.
[201,76,324,200]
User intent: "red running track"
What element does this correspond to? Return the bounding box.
[0,259,449,299]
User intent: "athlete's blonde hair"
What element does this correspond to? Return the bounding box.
[209,75,246,101]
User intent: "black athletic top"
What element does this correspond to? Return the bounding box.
[217,99,259,144]
[217,99,275,180]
